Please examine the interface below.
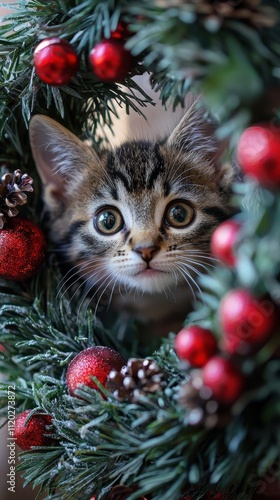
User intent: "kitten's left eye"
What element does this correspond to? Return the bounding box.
[94,207,123,235]
[165,200,195,228]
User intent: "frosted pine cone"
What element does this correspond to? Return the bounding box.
[106,358,167,402]
[0,169,33,228]
[179,372,231,428]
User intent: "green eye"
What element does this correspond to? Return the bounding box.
[94,207,123,235]
[165,200,194,228]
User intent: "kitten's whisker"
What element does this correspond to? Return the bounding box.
[57,262,99,299]
[77,270,114,317]
[98,276,119,315]
[92,272,117,317]
[177,257,216,273]
[176,263,204,302]
[64,268,105,308]
[56,261,95,296]
[107,277,119,311]
[182,262,205,279]
[59,258,111,306]
[174,263,196,302]
[57,265,95,302]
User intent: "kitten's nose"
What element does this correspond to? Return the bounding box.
[133,244,159,262]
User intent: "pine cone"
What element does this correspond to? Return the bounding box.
[0,170,33,228]
[178,372,231,428]
[106,358,167,402]
[154,0,277,28]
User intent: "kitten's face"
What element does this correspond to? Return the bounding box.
[29,102,235,297]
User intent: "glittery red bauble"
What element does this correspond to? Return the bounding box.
[237,124,280,187]
[89,38,133,82]
[66,346,125,397]
[14,410,53,450]
[220,289,277,354]
[34,37,79,86]
[211,220,241,267]
[0,217,46,281]
[175,326,217,367]
[202,356,244,405]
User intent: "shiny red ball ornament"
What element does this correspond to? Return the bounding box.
[211,220,241,266]
[66,346,125,397]
[14,410,53,450]
[202,356,244,405]
[220,288,277,354]
[175,326,218,367]
[0,217,46,281]
[34,37,79,86]
[89,38,133,82]
[237,124,280,187]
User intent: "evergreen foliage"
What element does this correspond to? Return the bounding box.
[0,1,280,499]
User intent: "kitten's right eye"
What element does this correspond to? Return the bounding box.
[94,207,123,235]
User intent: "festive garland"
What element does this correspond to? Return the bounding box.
[0,1,280,499]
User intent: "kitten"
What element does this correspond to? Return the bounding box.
[29,100,235,335]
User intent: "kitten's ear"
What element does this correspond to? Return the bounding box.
[167,96,224,163]
[29,115,99,191]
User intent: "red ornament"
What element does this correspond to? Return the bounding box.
[219,289,277,354]
[89,38,133,82]
[175,326,218,367]
[0,217,46,281]
[66,346,125,397]
[237,124,280,187]
[14,410,53,450]
[34,38,79,86]
[210,220,241,266]
[202,356,244,405]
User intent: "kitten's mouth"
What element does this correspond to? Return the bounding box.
[136,267,166,277]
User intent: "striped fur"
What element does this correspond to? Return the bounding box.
[29,102,236,327]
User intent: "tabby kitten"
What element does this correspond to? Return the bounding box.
[29,101,235,332]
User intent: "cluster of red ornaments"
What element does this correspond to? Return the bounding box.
[175,122,280,407]
[175,290,277,406]
[33,21,134,86]
[14,346,125,451]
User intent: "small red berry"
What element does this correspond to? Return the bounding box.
[66,346,125,397]
[175,326,218,367]
[202,356,244,405]
[237,124,280,187]
[211,220,241,266]
[89,38,133,82]
[14,410,53,450]
[34,38,79,86]
[219,289,277,354]
[111,21,131,40]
